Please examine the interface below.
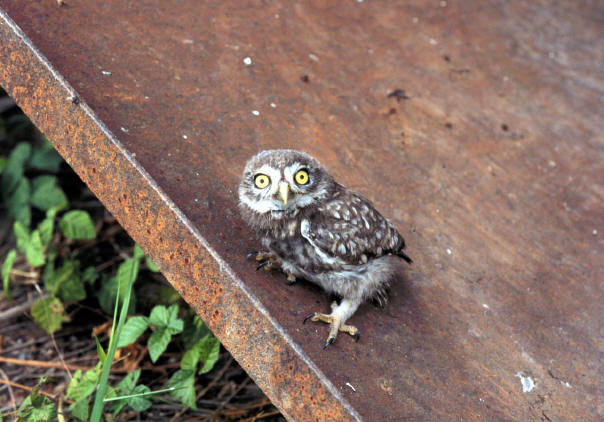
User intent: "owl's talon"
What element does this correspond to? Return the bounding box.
[303,312,316,324]
[256,261,270,271]
[353,330,360,342]
[323,337,335,349]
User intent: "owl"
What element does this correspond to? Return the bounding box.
[238,150,412,348]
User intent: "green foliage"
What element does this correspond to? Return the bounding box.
[2,143,32,226]
[66,366,101,420]
[30,175,68,211]
[147,304,184,362]
[2,249,17,299]
[30,296,69,335]
[44,259,86,302]
[98,257,139,315]
[117,315,149,348]
[167,369,197,409]
[145,255,160,272]
[59,210,96,239]
[16,383,57,422]
[28,141,63,172]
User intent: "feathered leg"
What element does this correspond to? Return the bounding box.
[303,299,361,349]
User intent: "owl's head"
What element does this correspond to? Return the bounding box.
[238,149,334,220]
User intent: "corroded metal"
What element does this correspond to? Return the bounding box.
[1,1,603,420]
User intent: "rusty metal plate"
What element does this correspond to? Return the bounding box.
[1,1,603,420]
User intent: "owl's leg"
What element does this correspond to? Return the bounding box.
[303,299,361,349]
[248,251,297,285]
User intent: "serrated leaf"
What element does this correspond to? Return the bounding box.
[198,334,220,374]
[28,146,63,172]
[59,210,96,240]
[17,386,57,421]
[67,367,101,402]
[1,142,30,195]
[148,305,168,327]
[117,316,149,348]
[2,249,17,299]
[31,175,68,211]
[145,255,159,272]
[25,230,45,268]
[148,327,171,363]
[6,176,31,225]
[128,384,152,412]
[31,296,68,334]
[168,369,197,409]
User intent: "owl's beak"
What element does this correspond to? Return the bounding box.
[278,182,290,205]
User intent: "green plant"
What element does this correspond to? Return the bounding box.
[1,138,221,420]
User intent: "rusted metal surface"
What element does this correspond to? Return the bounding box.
[1,1,603,420]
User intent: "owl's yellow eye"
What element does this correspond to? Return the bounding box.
[254,174,271,189]
[294,169,309,185]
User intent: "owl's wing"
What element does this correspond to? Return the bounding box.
[302,190,412,265]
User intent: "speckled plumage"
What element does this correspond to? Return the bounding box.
[238,149,411,347]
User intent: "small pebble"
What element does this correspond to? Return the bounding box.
[101,70,112,75]
[182,135,188,139]
[243,57,252,66]
[446,248,452,255]
[593,229,598,235]
[270,103,277,108]
[251,110,260,116]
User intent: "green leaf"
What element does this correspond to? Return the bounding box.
[67,367,101,421]
[6,176,31,226]
[107,369,141,415]
[17,385,57,422]
[98,277,136,315]
[69,396,91,421]
[116,258,139,288]
[198,334,220,374]
[128,384,152,412]
[147,327,171,363]
[28,146,63,172]
[25,230,45,268]
[31,296,68,334]
[2,249,17,299]
[30,175,68,211]
[44,259,78,297]
[0,156,6,174]
[14,221,47,268]
[59,210,96,240]
[14,221,30,254]
[82,266,99,285]
[145,255,159,272]
[37,210,56,247]
[67,367,101,402]
[149,304,183,333]
[116,316,149,348]
[133,244,145,260]
[181,313,210,350]
[1,142,30,195]
[168,369,197,409]
[95,335,107,365]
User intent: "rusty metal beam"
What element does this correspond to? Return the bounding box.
[1,1,603,420]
